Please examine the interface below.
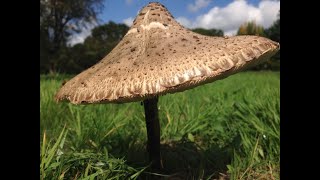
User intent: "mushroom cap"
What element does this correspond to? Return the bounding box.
[55,2,279,104]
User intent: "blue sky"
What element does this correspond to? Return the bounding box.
[69,0,280,45]
[101,0,261,24]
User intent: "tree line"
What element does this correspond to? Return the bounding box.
[40,0,279,74]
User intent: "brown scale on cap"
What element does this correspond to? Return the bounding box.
[55,2,280,104]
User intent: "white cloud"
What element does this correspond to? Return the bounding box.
[125,0,133,5]
[181,0,280,36]
[258,0,280,27]
[176,17,193,28]
[188,0,212,12]
[67,20,98,46]
[123,17,134,27]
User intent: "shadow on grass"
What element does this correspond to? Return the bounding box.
[109,137,235,179]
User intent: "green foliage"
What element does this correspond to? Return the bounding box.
[265,11,280,43]
[237,21,265,36]
[264,10,280,70]
[80,21,129,68]
[40,0,104,73]
[226,92,280,179]
[40,126,68,179]
[192,28,224,36]
[52,22,130,74]
[40,72,280,179]
[40,128,143,179]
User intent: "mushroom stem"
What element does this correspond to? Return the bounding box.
[143,97,161,170]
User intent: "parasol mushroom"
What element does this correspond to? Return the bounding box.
[55,2,279,170]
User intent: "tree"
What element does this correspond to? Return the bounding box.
[84,21,129,58]
[264,11,280,70]
[265,11,280,43]
[237,21,265,36]
[54,22,129,73]
[40,27,51,73]
[192,28,224,37]
[40,0,104,73]
[77,22,129,71]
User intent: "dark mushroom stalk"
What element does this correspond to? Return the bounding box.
[55,2,279,172]
[143,97,161,169]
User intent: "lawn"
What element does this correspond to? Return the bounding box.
[40,71,280,179]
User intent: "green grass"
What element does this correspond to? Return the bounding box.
[40,71,280,179]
